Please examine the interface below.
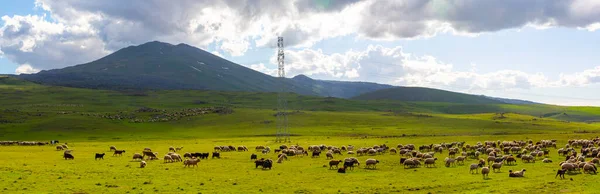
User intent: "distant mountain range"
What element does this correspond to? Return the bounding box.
[19,41,537,104]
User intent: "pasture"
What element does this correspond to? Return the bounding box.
[2,77,600,193]
[1,135,599,194]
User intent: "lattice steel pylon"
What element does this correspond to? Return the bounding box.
[276,37,290,143]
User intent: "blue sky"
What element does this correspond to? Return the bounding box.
[2,0,600,105]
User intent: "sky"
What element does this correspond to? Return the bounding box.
[1,0,600,106]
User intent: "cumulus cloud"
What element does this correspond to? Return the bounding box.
[251,44,599,92]
[15,64,40,74]
[2,0,600,77]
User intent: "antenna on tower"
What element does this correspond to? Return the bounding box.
[276,36,290,143]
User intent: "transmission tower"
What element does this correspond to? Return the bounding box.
[276,37,290,143]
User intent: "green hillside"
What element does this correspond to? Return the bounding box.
[1,77,600,141]
[352,87,503,104]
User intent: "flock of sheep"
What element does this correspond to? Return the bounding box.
[40,137,599,180]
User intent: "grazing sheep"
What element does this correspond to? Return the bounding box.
[109,146,117,151]
[329,160,342,169]
[183,158,200,167]
[583,163,597,174]
[561,162,577,172]
[365,159,379,169]
[262,159,273,170]
[140,161,147,168]
[424,158,437,168]
[469,163,480,174]
[444,157,456,167]
[506,156,517,165]
[347,151,355,155]
[61,144,68,149]
[169,146,176,152]
[171,154,182,162]
[337,167,346,173]
[403,159,418,169]
[113,150,125,156]
[132,153,143,161]
[556,169,566,179]
[250,153,257,160]
[212,152,220,159]
[482,166,490,179]
[326,152,334,159]
[455,156,466,165]
[63,153,74,160]
[164,155,173,163]
[143,151,157,160]
[95,153,105,160]
[344,157,360,170]
[542,158,552,163]
[277,155,286,163]
[491,162,503,172]
[56,146,64,151]
[312,151,320,158]
[176,147,184,152]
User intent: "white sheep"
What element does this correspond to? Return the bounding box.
[140,161,147,168]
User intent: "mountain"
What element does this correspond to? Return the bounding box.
[19,41,395,98]
[19,41,317,95]
[484,96,539,105]
[352,87,504,104]
[291,74,394,98]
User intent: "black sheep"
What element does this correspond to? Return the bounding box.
[95,153,105,160]
[312,151,320,158]
[250,153,257,160]
[262,159,273,170]
[556,169,566,179]
[337,167,346,173]
[64,153,74,160]
[212,152,220,159]
[255,159,265,168]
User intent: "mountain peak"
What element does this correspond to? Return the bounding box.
[292,74,313,81]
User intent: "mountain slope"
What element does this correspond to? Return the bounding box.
[352,87,504,104]
[20,41,317,95]
[291,74,394,98]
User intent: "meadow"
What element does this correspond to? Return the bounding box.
[1,76,600,193]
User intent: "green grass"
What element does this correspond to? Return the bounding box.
[1,135,599,193]
[2,77,600,193]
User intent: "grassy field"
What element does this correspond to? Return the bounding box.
[2,77,600,193]
[1,135,599,194]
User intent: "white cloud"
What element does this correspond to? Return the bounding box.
[15,64,40,74]
[2,0,600,73]
[248,44,600,93]
[248,63,277,76]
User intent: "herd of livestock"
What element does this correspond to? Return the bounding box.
[3,137,600,179]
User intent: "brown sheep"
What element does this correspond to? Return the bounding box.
[140,161,147,168]
[109,146,117,151]
[329,160,342,169]
[132,153,143,161]
[184,158,200,167]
